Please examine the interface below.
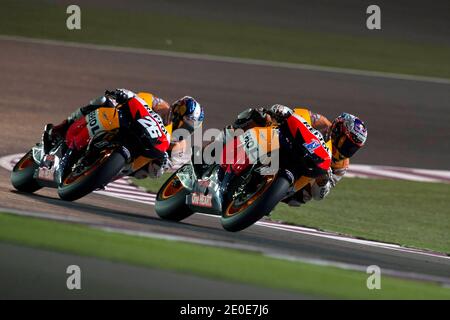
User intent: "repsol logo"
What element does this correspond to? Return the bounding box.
[301,120,330,154]
[148,109,168,136]
[87,111,101,136]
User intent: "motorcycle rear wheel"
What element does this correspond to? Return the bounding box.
[221,174,290,232]
[58,149,125,201]
[10,150,42,193]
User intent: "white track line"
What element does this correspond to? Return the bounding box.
[1,34,449,85]
[1,206,448,285]
[255,221,449,259]
[103,192,155,202]
[94,190,154,205]
[384,167,450,180]
[110,179,136,186]
[107,183,144,190]
[412,169,450,179]
[264,253,450,285]
[105,185,156,195]
[350,164,448,183]
[350,170,440,182]
[191,211,450,260]
[1,153,449,260]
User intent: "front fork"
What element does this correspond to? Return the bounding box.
[55,147,74,185]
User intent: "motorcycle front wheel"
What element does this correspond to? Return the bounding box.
[10,150,42,193]
[58,149,125,201]
[155,165,194,222]
[221,174,290,232]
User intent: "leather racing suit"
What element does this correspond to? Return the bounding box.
[232,105,349,206]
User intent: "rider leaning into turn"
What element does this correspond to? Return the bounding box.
[44,88,204,179]
[232,104,368,207]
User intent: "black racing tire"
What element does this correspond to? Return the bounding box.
[57,151,125,201]
[155,167,193,222]
[10,150,42,193]
[221,175,290,232]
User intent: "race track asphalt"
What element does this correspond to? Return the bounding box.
[0,38,449,298]
[0,243,308,299]
[1,38,449,169]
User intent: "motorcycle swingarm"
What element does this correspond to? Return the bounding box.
[32,145,63,188]
[33,159,59,188]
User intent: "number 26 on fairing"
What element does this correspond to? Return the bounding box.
[138,116,163,139]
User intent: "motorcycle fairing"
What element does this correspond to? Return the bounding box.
[286,114,331,171]
[65,102,172,176]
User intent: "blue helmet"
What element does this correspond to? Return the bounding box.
[171,96,204,134]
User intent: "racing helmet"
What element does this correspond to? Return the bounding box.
[171,96,204,134]
[330,113,367,160]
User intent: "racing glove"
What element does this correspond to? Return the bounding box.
[310,180,332,200]
[233,107,269,129]
[310,168,336,200]
[133,153,171,179]
[105,89,135,104]
[148,152,172,178]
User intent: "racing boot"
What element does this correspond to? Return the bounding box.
[42,119,71,153]
[50,119,71,141]
[281,188,310,207]
[41,124,54,154]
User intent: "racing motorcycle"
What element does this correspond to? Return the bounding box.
[10,92,171,201]
[155,109,332,232]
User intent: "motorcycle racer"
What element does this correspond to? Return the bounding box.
[156,103,334,231]
[232,105,368,206]
[44,89,204,179]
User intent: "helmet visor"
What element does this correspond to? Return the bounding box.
[337,136,360,158]
[175,115,202,133]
